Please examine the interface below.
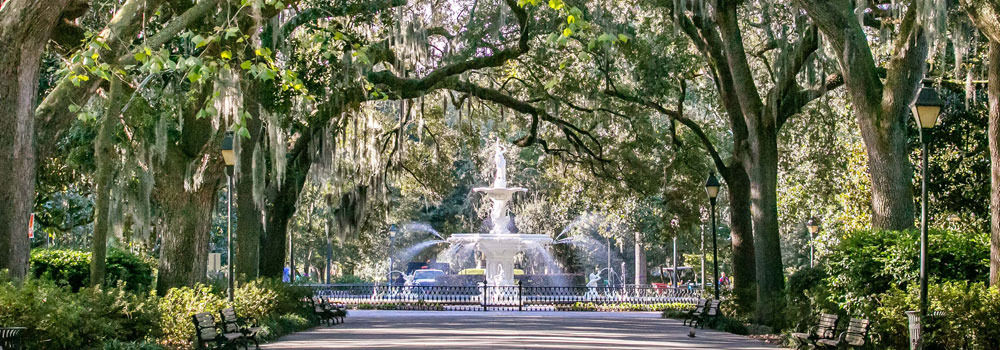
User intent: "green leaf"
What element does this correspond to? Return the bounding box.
[187,70,202,83]
[133,51,147,62]
[617,33,629,43]
[225,27,240,39]
[544,79,558,90]
[193,35,207,48]
[239,126,251,139]
[240,60,252,70]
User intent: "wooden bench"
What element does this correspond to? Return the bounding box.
[682,299,707,326]
[817,318,869,349]
[0,327,25,350]
[192,312,245,350]
[220,307,262,350]
[791,313,839,349]
[691,299,720,329]
[310,297,343,325]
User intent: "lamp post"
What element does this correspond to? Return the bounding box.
[908,86,943,350]
[221,131,236,302]
[705,172,720,300]
[325,194,333,284]
[912,87,943,320]
[387,224,398,288]
[806,219,819,268]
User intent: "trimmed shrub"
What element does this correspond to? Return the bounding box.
[29,248,155,292]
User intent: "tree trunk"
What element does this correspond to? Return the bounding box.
[861,118,917,230]
[89,76,124,287]
[235,83,263,282]
[990,41,1000,287]
[797,0,925,231]
[745,131,785,325]
[725,164,758,314]
[154,81,225,294]
[0,0,87,280]
[154,162,222,295]
[259,133,314,278]
[633,231,646,285]
[960,0,1000,288]
[259,173,302,277]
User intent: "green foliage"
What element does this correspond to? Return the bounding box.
[0,276,161,350]
[786,229,995,349]
[102,340,166,350]
[234,278,312,325]
[158,279,314,348]
[784,267,835,329]
[870,282,1000,350]
[29,249,90,290]
[824,229,988,314]
[29,248,155,292]
[156,284,228,348]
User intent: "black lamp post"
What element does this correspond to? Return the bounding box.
[325,193,333,284]
[387,224,398,288]
[912,87,943,321]
[221,131,236,302]
[806,219,819,268]
[705,172,721,300]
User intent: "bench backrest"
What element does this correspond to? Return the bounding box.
[192,312,219,344]
[843,318,870,346]
[219,308,240,333]
[817,313,839,339]
[691,299,707,314]
[706,300,721,316]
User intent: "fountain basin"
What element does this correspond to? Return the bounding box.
[471,187,527,200]
[448,233,553,286]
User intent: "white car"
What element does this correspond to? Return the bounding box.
[411,269,446,287]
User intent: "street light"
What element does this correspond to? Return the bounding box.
[806,219,819,268]
[387,224,399,288]
[221,131,236,302]
[912,86,943,321]
[705,172,720,300]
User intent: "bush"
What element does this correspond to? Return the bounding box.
[871,282,1000,350]
[824,229,988,314]
[786,229,995,350]
[785,267,836,330]
[1,274,314,350]
[0,277,161,350]
[157,284,228,348]
[29,248,155,292]
[102,340,166,350]
[158,279,315,348]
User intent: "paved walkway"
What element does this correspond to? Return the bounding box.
[262,310,781,349]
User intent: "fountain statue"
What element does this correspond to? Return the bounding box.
[584,272,600,300]
[447,141,553,286]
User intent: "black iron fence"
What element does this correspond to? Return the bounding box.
[308,284,701,311]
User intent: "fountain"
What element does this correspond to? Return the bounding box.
[447,142,553,286]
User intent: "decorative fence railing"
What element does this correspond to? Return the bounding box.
[307,284,701,311]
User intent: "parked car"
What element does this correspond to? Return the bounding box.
[411,269,446,287]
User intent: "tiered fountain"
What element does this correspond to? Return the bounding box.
[447,143,553,286]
